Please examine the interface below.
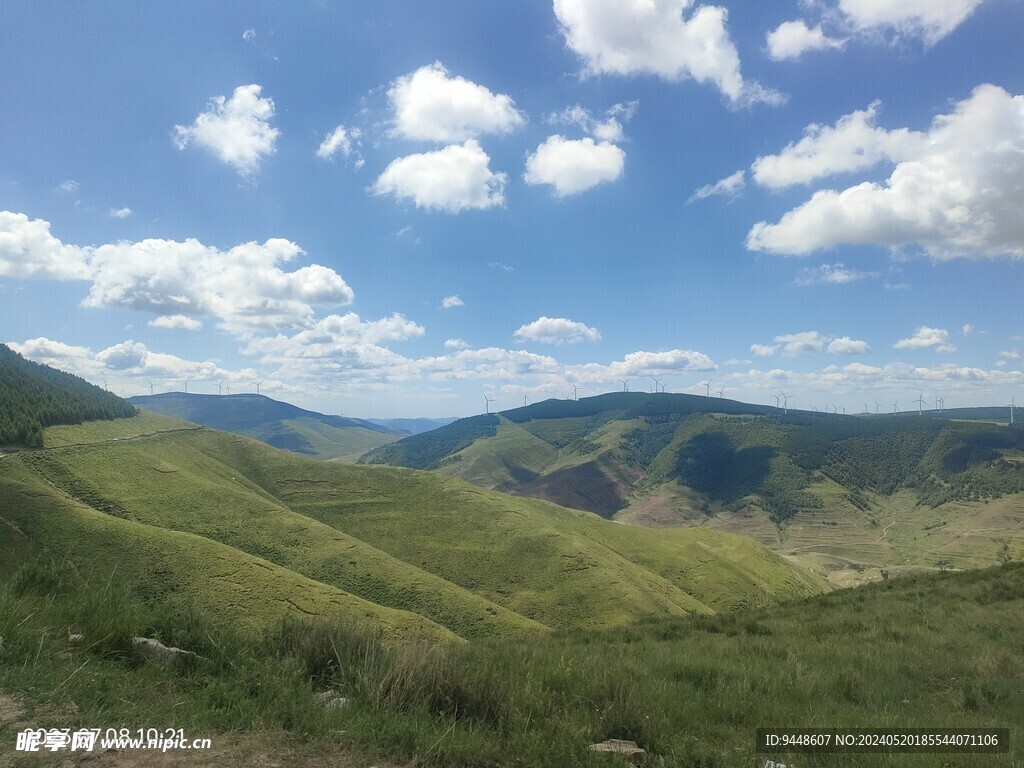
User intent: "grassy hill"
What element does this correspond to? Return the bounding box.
[129,392,403,461]
[0,413,825,647]
[363,393,1024,584]
[2,552,1019,766]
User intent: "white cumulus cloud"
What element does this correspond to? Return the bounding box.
[444,338,470,350]
[108,207,133,219]
[524,136,625,197]
[827,336,872,355]
[514,316,601,345]
[553,0,782,105]
[317,125,362,164]
[546,102,638,143]
[0,211,354,336]
[766,20,846,60]
[173,84,279,176]
[747,85,1024,259]
[894,326,957,353]
[388,62,525,143]
[688,170,745,203]
[836,0,988,45]
[751,101,920,189]
[149,315,203,331]
[0,211,91,280]
[441,295,464,309]
[373,140,507,212]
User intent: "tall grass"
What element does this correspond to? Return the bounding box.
[2,561,1022,766]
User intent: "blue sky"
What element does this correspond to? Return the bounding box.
[2,0,1023,417]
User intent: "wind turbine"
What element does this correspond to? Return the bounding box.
[483,392,496,414]
[649,376,662,394]
[101,376,108,391]
[523,395,530,407]
[618,378,630,393]
[572,384,579,401]
[864,403,870,415]
[773,394,781,408]
[716,387,726,398]
[874,400,881,415]
[891,400,899,416]
[252,380,265,395]
[779,392,791,415]
[703,379,713,397]
[225,383,231,395]
[914,390,927,416]
[936,393,947,412]
[1011,396,1017,426]
[184,379,189,394]
[217,380,224,395]
[147,379,155,396]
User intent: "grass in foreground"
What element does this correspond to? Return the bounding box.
[1,560,1021,767]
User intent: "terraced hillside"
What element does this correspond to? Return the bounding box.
[0,414,825,645]
[129,392,403,461]
[363,393,1024,584]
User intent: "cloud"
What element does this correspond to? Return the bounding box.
[751,101,920,189]
[444,338,470,350]
[9,337,259,392]
[0,211,354,336]
[513,316,601,345]
[373,140,507,212]
[747,85,1024,259]
[962,324,975,336]
[173,84,279,176]
[0,211,92,280]
[488,261,514,272]
[524,136,625,197]
[149,315,203,331]
[999,350,1021,359]
[108,207,133,219]
[753,331,871,357]
[794,262,878,286]
[552,0,781,105]
[441,294,464,309]
[766,20,846,60]
[317,125,363,165]
[835,0,988,45]
[827,336,872,354]
[751,344,779,357]
[894,326,957,353]
[242,28,256,43]
[388,62,525,143]
[546,101,638,143]
[57,180,80,193]
[688,170,745,203]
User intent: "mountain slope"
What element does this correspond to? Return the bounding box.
[362,393,1024,583]
[130,392,402,460]
[0,414,825,642]
[0,343,135,447]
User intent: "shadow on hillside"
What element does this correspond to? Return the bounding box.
[674,432,775,504]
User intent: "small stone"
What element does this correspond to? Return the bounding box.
[589,739,647,765]
[314,691,350,711]
[132,637,206,670]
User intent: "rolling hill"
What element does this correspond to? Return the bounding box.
[129,392,403,461]
[362,392,1024,584]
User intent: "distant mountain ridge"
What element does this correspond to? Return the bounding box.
[368,417,459,435]
[362,392,1024,584]
[129,392,403,461]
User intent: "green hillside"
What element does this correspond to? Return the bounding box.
[0,415,824,647]
[0,343,136,448]
[129,392,402,461]
[363,393,1024,584]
